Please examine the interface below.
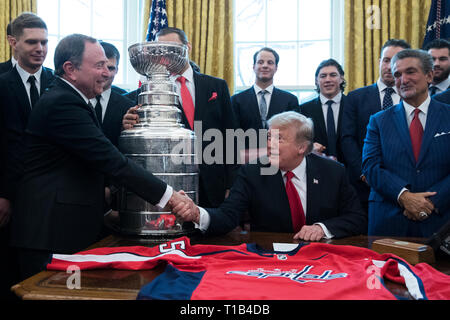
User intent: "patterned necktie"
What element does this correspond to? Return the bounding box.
[258,90,268,128]
[95,95,103,124]
[285,171,305,233]
[410,108,423,162]
[28,75,39,108]
[176,76,195,129]
[326,100,337,157]
[382,87,394,110]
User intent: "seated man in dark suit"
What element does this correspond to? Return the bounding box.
[175,111,367,241]
[299,59,347,164]
[10,34,195,281]
[232,47,299,162]
[341,39,410,212]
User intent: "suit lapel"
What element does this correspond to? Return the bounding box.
[312,97,327,141]
[9,68,32,120]
[305,155,321,224]
[393,102,416,164]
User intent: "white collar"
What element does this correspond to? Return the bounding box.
[377,78,398,94]
[403,95,431,116]
[280,156,306,181]
[59,76,91,105]
[320,91,342,104]
[254,83,274,95]
[15,63,42,84]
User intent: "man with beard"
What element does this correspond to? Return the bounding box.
[424,39,450,96]
[341,39,410,212]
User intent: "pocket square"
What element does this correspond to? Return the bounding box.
[208,92,218,102]
[434,131,450,138]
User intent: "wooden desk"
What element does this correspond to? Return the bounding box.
[11,230,450,300]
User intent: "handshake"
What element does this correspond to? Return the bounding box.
[167,190,201,224]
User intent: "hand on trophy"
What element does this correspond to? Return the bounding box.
[169,190,200,224]
[122,105,140,130]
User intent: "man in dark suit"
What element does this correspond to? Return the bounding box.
[424,39,450,96]
[9,34,195,281]
[123,27,238,208]
[0,22,17,74]
[341,39,411,212]
[433,87,450,104]
[231,47,298,162]
[299,59,346,164]
[91,41,134,147]
[0,12,54,299]
[175,111,367,241]
[362,49,450,238]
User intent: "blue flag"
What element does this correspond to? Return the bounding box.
[146,0,168,41]
[423,0,450,48]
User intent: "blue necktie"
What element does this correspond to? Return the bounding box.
[382,87,394,110]
[326,100,337,157]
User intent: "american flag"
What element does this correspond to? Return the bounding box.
[146,0,168,41]
[423,0,450,48]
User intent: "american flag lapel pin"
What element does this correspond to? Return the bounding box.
[313,179,319,184]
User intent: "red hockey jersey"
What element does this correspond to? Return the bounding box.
[47,237,450,300]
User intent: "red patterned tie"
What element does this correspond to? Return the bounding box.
[176,76,195,129]
[410,108,423,162]
[285,171,306,233]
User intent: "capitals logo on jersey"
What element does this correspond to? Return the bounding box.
[47,237,450,300]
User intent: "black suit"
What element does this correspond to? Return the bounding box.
[100,91,135,147]
[299,95,347,164]
[232,86,299,131]
[0,59,13,75]
[433,88,450,104]
[205,153,367,237]
[0,66,55,200]
[10,78,167,256]
[185,71,238,207]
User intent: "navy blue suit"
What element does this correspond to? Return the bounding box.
[362,100,450,237]
[433,88,450,105]
[341,83,382,208]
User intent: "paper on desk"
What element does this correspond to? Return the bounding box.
[273,243,299,252]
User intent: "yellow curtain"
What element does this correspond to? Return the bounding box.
[0,0,37,62]
[143,0,234,94]
[345,0,431,92]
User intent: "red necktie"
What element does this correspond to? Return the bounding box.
[285,171,306,233]
[176,76,195,129]
[410,108,423,162]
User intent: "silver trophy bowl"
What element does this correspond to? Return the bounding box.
[117,41,198,237]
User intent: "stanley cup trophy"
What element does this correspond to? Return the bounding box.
[117,41,198,237]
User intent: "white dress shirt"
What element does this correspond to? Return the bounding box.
[89,87,112,121]
[320,92,342,134]
[172,64,196,107]
[15,63,42,107]
[197,158,334,239]
[397,95,431,201]
[377,78,401,106]
[431,76,450,94]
